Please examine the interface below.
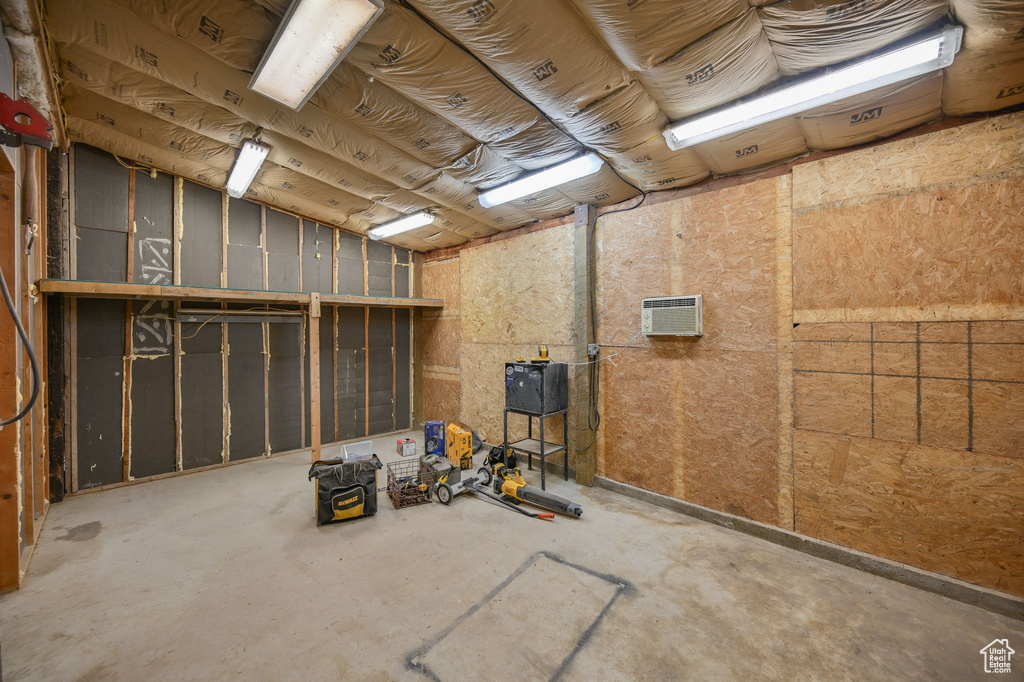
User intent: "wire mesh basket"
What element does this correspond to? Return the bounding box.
[386,457,438,509]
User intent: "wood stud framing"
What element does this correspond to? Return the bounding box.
[58,148,428,492]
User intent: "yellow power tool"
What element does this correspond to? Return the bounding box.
[446,422,474,470]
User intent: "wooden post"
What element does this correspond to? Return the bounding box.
[572,205,597,486]
[0,160,21,590]
[309,292,321,461]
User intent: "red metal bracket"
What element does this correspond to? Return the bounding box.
[0,93,54,150]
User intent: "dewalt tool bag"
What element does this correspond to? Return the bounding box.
[307,455,383,525]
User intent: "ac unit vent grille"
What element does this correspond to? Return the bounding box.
[643,298,696,309]
[641,295,703,336]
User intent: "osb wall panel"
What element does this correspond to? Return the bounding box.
[422,316,460,370]
[792,113,1024,210]
[599,347,779,524]
[792,113,1024,318]
[421,257,461,423]
[460,343,573,446]
[794,321,1024,460]
[681,350,779,524]
[421,370,460,424]
[599,348,684,500]
[459,224,575,346]
[793,178,1024,313]
[595,177,784,352]
[421,257,461,312]
[794,429,1024,597]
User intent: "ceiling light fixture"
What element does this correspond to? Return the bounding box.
[368,211,435,240]
[478,153,606,208]
[250,0,384,110]
[226,139,270,198]
[663,25,963,151]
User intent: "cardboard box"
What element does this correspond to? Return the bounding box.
[397,438,417,457]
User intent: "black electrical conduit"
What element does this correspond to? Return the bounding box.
[0,255,40,427]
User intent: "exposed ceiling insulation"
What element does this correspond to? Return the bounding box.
[40,0,1024,250]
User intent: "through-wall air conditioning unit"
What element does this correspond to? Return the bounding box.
[641,295,703,336]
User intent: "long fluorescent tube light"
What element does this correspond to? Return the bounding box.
[663,25,963,150]
[250,0,384,110]
[368,211,435,240]
[226,139,270,198]
[479,153,606,208]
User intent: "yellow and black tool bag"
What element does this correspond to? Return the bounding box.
[307,455,383,525]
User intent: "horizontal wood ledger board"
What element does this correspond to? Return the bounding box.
[37,279,442,308]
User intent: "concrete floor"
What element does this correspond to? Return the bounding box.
[1,430,1021,681]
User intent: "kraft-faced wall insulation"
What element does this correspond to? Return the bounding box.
[952,0,1024,28]
[57,44,419,212]
[66,117,364,233]
[555,80,668,154]
[63,83,376,225]
[312,62,479,169]
[569,0,747,72]
[794,72,943,151]
[337,307,367,441]
[693,117,807,176]
[226,196,264,290]
[227,322,267,461]
[129,300,175,478]
[410,0,633,120]
[76,298,126,488]
[48,0,440,191]
[794,429,1024,596]
[346,4,579,159]
[941,26,1024,115]
[105,0,278,73]
[445,144,524,190]
[268,322,302,453]
[554,164,641,207]
[759,0,949,77]
[179,320,224,469]
[180,180,223,288]
[636,9,779,121]
[368,307,395,435]
[107,0,488,172]
[265,208,300,292]
[604,139,711,192]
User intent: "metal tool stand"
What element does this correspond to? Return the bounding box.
[503,407,568,491]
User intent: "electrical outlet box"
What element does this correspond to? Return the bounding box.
[587,344,600,357]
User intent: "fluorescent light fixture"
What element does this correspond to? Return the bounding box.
[226,139,270,198]
[478,153,606,208]
[250,0,384,110]
[368,211,435,240]
[663,25,963,150]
